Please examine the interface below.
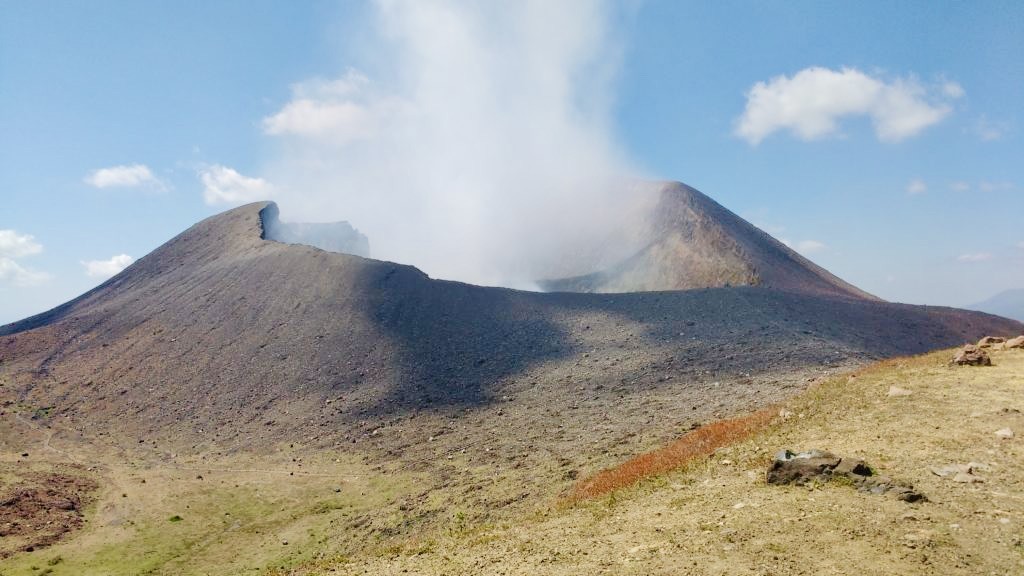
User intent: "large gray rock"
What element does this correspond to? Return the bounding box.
[766,450,842,485]
[767,449,925,502]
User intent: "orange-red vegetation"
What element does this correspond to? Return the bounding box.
[570,407,778,501]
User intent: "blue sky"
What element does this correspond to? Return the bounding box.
[1,0,1022,323]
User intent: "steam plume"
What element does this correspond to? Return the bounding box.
[261,0,648,288]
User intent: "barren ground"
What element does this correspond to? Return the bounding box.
[0,200,1021,574]
[301,346,1024,576]
[1,345,1021,574]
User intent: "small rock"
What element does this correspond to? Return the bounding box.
[995,428,1014,439]
[894,488,927,503]
[931,462,988,481]
[902,530,935,548]
[887,386,913,397]
[930,464,964,477]
[952,472,983,483]
[834,457,872,477]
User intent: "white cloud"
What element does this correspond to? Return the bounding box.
[978,180,1014,193]
[293,70,370,99]
[795,240,826,255]
[948,180,1015,193]
[263,99,376,139]
[0,258,49,286]
[199,165,274,205]
[0,229,48,286]
[262,69,404,141]
[0,229,43,259]
[956,252,993,262]
[84,164,165,190]
[81,254,134,278]
[906,179,927,195]
[973,116,1007,141]
[942,81,965,99]
[735,67,961,145]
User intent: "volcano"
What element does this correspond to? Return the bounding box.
[541,182,876,299]
[0,183,1019,452]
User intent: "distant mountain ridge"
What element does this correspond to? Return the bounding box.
[969,288,1024,322]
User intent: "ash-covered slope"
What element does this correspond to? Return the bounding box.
[0,201,1020,450]
[542,182,877,300]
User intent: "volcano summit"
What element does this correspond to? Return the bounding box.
[1,181,1018,452]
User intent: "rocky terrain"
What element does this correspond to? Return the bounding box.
[0,192,1017,457]
[0,184,1021,574]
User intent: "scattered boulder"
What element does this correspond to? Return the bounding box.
[1005,335,1024,349]
[951,345,991,366]
[995,428,1014,439]
[887,386,913,397]
[977,336,1006,348]
[767,450,925,502]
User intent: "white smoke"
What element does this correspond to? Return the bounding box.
[260,0,650,288]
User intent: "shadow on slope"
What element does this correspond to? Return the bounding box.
[1,201,1021,446]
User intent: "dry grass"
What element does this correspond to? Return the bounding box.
[569,406,778,500]
[308,347,1024,575]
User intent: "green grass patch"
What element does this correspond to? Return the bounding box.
[0,457,417,576]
